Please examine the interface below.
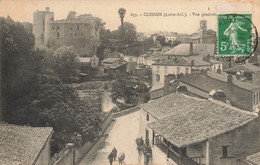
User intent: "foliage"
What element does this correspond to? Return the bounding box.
[118,22,137,44]
[1,16,101,154]
[110,74,150,106]
[53,46,80,83]
[156,35,166,45]
[0,16,42,121]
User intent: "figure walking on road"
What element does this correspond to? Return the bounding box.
[107,152,114,165]
[112,147,117,161]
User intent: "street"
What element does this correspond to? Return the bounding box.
[87,110,141,165]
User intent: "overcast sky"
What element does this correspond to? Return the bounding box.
[0,0,259,34]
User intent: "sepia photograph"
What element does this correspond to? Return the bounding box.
[0,0,260,165]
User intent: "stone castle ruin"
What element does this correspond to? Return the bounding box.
[33,7,101,56]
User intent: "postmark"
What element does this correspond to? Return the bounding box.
[217,14,258,61]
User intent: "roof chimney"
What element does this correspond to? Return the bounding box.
[46,7,50,12]
[189,42,193,56]
[227,74,233,84]
[191,60,195,66]
[201,69,207,75]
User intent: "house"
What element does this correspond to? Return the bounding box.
[91,55,99,68]
[177,34,191,44]
[151,57,192,87]
[137,52,162,68]
[0,123,53,165]
[223,64,260,84]
[101,58,127,75]
[247,152,260,165]
[139,93,260,165]
[180,70,260,111]
[163,42,215,59]
[164,33,178,44]
[123,56,138,74]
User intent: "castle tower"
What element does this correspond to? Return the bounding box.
[33,10,46,45]
[199,20,207,44]
[33,7,54,46]
[44,7,54,45]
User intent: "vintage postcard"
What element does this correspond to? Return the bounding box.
[0,0,260,165]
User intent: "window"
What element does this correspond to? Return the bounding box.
[71,27,73,30]
[57,33,59,38]
[53,27,55,30]
[164,66,168,73]
[145,129,149,142]
[157,66,160,72]
[146,114,149,121]
[185,67,189,74]
[177,67,180,74]
[156,74,160,82]
[77,25,79,30]
[75,33,77,36]
[222,146,229,158]
[253,93,256,105]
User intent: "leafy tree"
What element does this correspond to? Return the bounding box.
[118,8,126,27]
[118,22,137,44]
[0,16,42,121]
[110,74,150,106]
[1,16,102,155]
[53,46,80,83]
[156,35,166,45]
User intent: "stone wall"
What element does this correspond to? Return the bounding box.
[47,22,95,56]
[209,115,260,165]
[51,109,114,165]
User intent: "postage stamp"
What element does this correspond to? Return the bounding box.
[217,14,253,56]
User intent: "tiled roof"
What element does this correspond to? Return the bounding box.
[224,64,260,73]
[181,71,260,91]
[164,44,215,57]
[150,83,164,92]
[209,59,222,64]
[102,58,121,63]
[247,152,260,165]
[153,57,191,66]
[190,32,200,39]
[0,123,53,165]
[185,57,211,66]
[148,47,162,51]
[141,93,257,148]
[79,57,91,63]
[108,52,124,58]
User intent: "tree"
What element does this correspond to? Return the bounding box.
[53,46,80,83]
[0,16,42,121]
[118,22,137,44]
[118,8,126,27]
[1,16,102,155]
[110,74,150,106]
[156,35,166,45]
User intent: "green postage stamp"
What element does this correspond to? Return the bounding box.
[217,14,252,56]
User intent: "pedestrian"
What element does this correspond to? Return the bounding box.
[112,147,117,161]
[107,152,114,165]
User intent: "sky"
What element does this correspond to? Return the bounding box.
[0,0,259,34]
